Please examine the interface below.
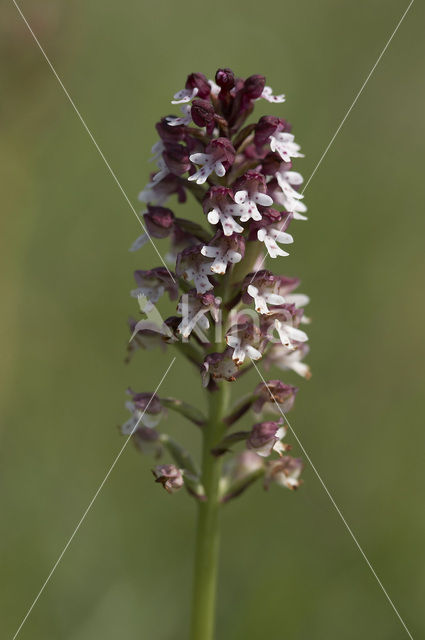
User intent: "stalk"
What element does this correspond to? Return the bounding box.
[189,382,230,640]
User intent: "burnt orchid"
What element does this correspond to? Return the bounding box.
[122,68,311,640]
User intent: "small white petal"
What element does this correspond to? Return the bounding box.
[214,161,226,177]
[129,234,149,252]
[253,192,273,207]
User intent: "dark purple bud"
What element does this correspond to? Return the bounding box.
[143,205,175,238]
[152,464,184,493]
[191,99,216,134]
[162,144,191,176]
[155,117,186,143]
[261,153,289,176]
[215,68,235,91]
[202,186,234,217]
[206,137,236,165]
[186,72,211,99]
[243,74,266,100]
[254,116,288,148]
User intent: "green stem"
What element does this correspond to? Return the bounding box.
[190,382,230,640]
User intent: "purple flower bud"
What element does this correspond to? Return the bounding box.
[253,380,298,415]
[143,205,175,238]
[152,464,184,493]
[186,72,211,99]
[265,456,303,490]
[138,174,186,207]
[207,137,236,166]
[215,68,235,91]
[247,419,287,457]
[191,99,216,134]
[162,144,191,176]
[254,116,289,148]
[155,117,186,144]
[243,74,266,100]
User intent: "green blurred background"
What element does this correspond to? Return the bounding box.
[1,1,424,638]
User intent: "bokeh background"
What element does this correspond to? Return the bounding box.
[1,1,424,638]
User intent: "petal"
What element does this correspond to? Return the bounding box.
[189,153,209,165]
[201,246,221,258]
[214,161,226,177]
[254,192,273,207]
[129,233,149,251]
[234,190,248,204]
[207,208,220,225]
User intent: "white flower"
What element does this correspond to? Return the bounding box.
[201,236,243,274]
[265,457,303,490]
[275,169,307,220]
[274,318,308,349]
[226,322,263,365]
[233,189,273,222]
[260,86,286,103]
[207,207,244,236]
[171,87,198,104]
[177,293,221,339]
[188,152,226,185]
[266,343,311,379]
[166,104,192,127]
[269,132,304,163]
[226,335,262,365]
[257,225,294,258]
[176,247,214,294]
[247,284,286,315]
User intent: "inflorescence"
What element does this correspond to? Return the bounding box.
[121,68,311,500]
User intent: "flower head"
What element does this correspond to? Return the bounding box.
[125,67,311,505]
